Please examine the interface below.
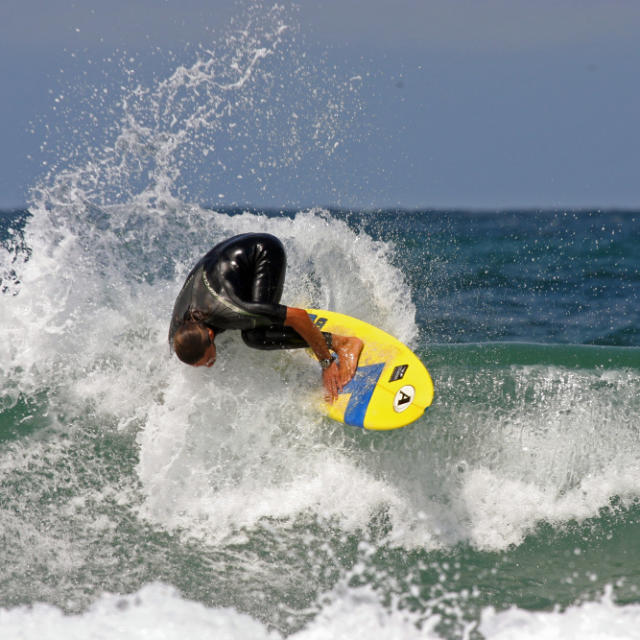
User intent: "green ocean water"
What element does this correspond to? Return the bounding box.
[2,206,640,639]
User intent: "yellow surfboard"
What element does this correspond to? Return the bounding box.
[306,309,434,430]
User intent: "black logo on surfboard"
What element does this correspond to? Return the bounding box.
[393,385,415,413]
[389,364,408,382]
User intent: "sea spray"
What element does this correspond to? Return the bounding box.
[28,3,364,213]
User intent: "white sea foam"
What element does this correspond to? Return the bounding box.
[446,365,640,549]
[0,584,276,640]
[0,582,438,639]
[368,362,640,550]
[1,582,638,640]
[480,586,640,640]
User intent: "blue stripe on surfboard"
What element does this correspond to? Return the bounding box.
[341,363,385,428]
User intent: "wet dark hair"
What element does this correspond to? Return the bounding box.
[173,321,211,365]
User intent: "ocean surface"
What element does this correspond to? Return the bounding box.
[2,6,640,639]
[2,204,640,639]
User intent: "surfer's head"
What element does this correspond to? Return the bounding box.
[173,322,216,367]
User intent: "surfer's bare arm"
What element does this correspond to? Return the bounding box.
[284,307,341,402]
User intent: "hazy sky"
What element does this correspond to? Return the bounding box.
[1,0,639,209]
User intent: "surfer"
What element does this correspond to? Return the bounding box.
[168,233,363,401]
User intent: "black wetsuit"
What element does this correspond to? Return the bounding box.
[169,233,316,350]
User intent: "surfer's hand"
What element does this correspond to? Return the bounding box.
[322,360,341,403]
